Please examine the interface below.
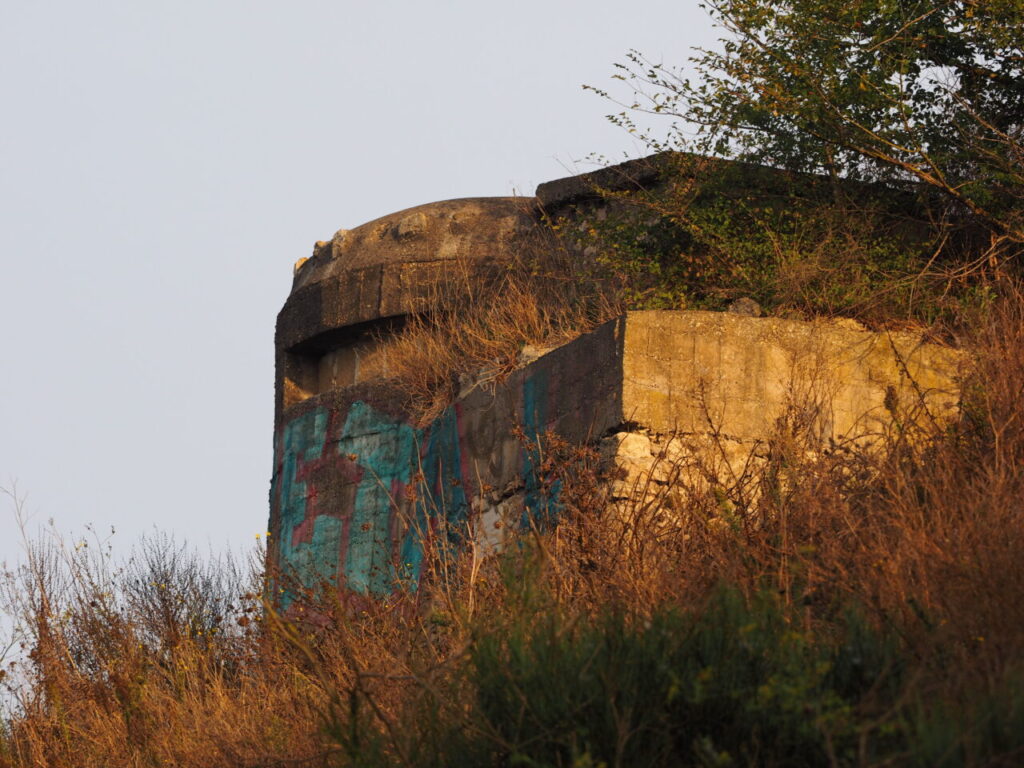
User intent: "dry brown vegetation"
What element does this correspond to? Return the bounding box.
[368,243,624,425]
[2,283,1024,766]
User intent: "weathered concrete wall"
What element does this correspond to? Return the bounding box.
[268,311,962,598]
[621,311,961,442]
[607,311,962,497]
[268,319,625,598]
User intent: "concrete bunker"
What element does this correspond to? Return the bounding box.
[268,157,965,600]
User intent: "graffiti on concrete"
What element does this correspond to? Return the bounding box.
[335,401,419,594]
[272,401,418,598]
[273,408,340,596]
[270,363,566,598]
[399,403,471,587]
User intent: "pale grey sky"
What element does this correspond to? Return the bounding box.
[0,1,717,566]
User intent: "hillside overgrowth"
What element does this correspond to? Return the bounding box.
[2,280,1024,766]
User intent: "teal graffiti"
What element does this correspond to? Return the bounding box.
[272,384,563,599]
[275,408,341,600]
[399,405,468,586]
[337,401,418,595]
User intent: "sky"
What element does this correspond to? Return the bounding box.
[0,0,718,569]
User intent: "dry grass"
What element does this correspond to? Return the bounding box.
[544,283,1024,631]
[368,247,624,425]
[3,286,1024,765]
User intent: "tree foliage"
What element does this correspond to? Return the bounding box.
[592,0,1024,260]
